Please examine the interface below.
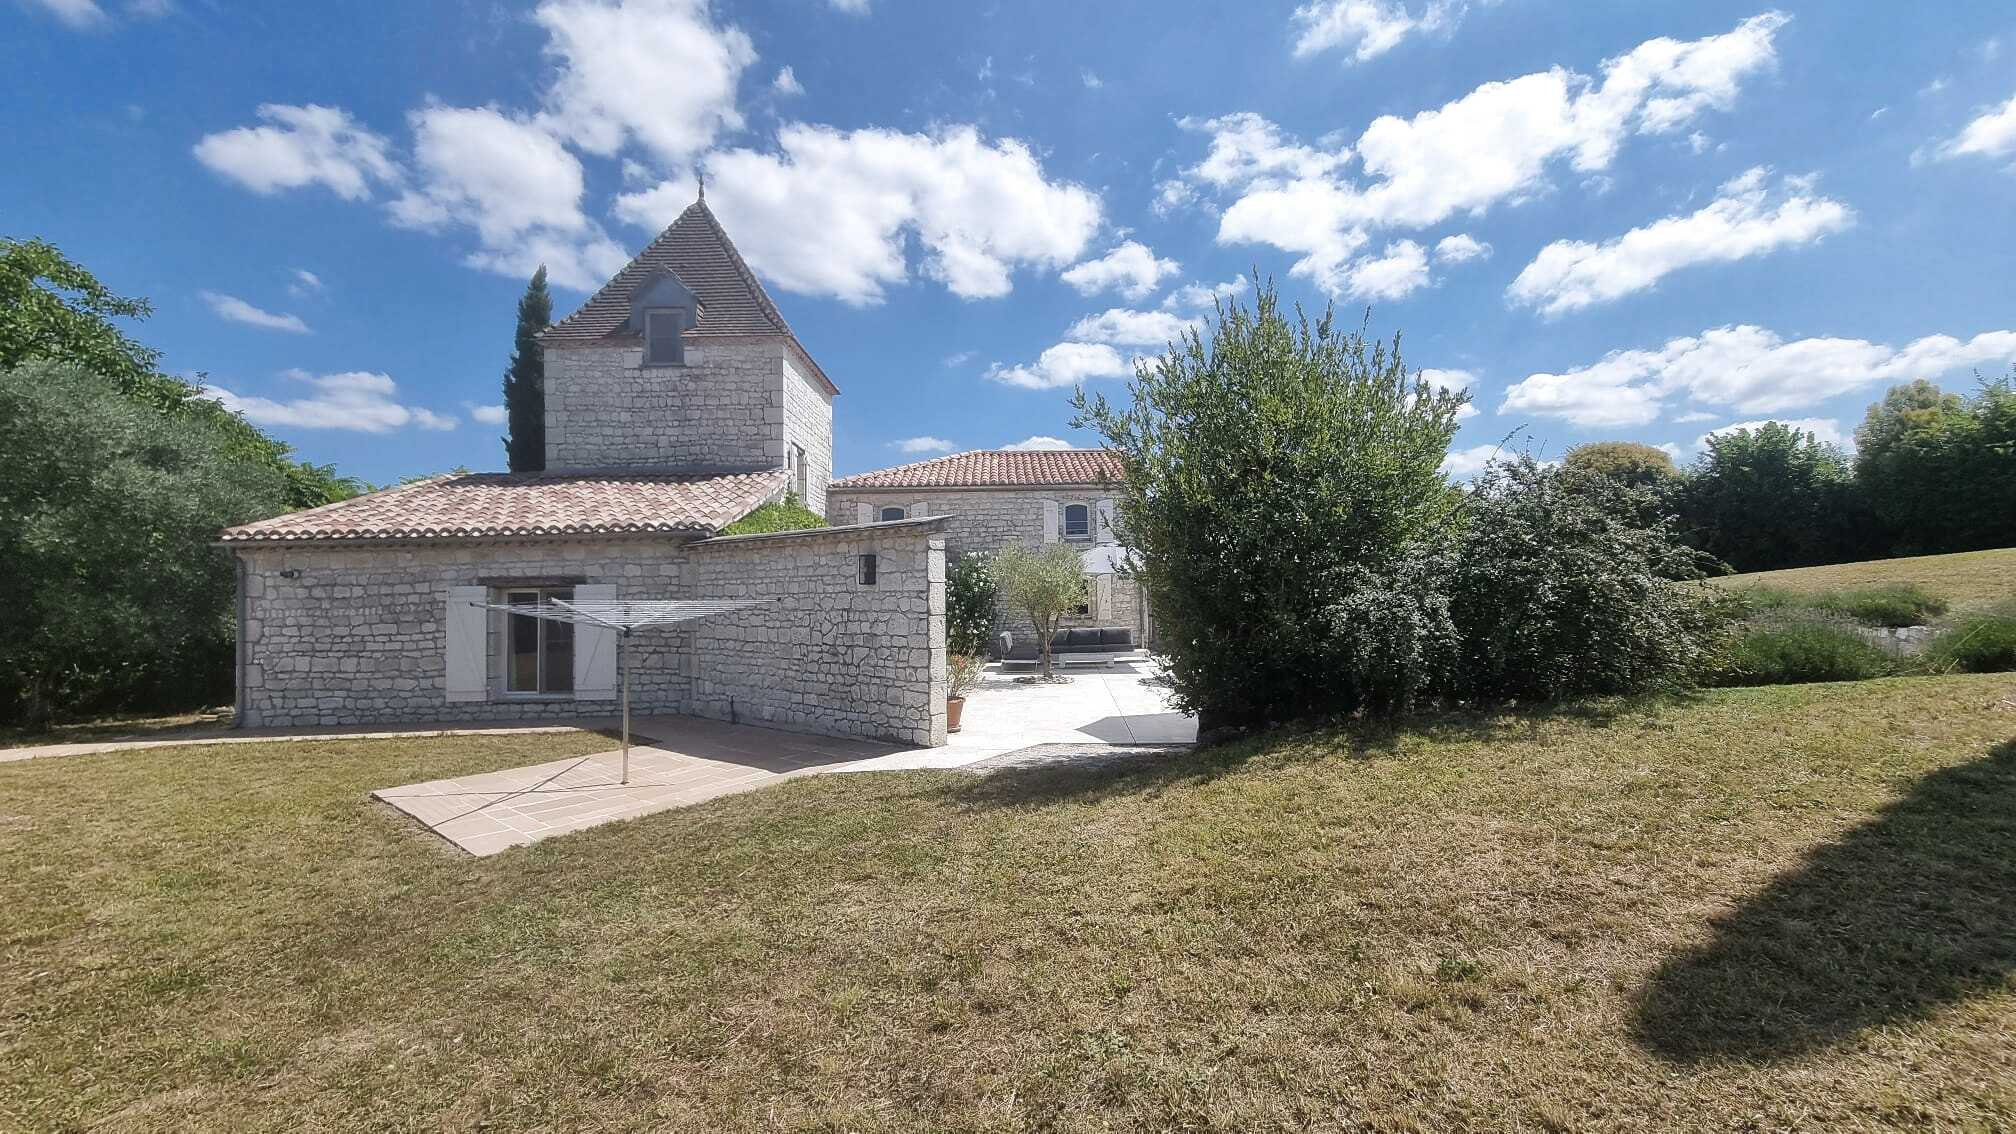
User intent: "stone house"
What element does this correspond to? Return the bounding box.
[825,450,1151,646]
[222,195,948,746]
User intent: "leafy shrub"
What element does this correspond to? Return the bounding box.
[1731,583,1949,628]
[1447,457,1730,701]
[948,552,999,657]
[0,362,291,724]
[719,492,826,536]
[1319,554,1460,718]
[1071,282,1466,728]
[1922,601,2016,673]
[1706,613,1895,686]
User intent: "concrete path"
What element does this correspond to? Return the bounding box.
[825,662,1196,774]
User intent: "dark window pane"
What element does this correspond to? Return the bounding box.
[508,595,539,692]
[544,617,574,693]
[880,506,905,521]
[859,554,877,585]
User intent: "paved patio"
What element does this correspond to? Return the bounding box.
[373,717,898,856]
[377,661,1195,855]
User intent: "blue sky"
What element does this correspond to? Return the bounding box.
[5,0,2013,486]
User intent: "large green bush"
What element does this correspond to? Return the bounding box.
[1072,282,1466,728]
[1706,613,1894,687]
[947,552,999,658]
[0,363,291,724]
[1448,457,1729,701]
[1675,421,1872,572]
[1923,602,2016,674]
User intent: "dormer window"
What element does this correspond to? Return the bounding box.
[644,308,686,366]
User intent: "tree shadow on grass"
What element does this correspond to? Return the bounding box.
[1633,739,2016,1063]
[947,692,1701,812]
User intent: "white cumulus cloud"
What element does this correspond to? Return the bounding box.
[193,103,400,201]
[1508,168,1854,316]
[1060,241,1181,300]
[984,342,1139,390]
[772,65,804,96]
[616,124,1101,304]
[1004,435,1073,451]
[1433,233,1491,263]
[1065,307,1198,347]
[467,403,509,426]
[1291,0,1483,63]
[1340,239,1431,300]
[893,436,956,453]
[200,291,311,334]
[1501,324,2016,427]
[532,0,754,165]
[388,105,629,291]
[1420,367,1480,419]
[1179,12,1792,296]
[204,370,456,433]
[1935,92,2016,164]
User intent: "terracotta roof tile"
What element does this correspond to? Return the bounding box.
[539,196,837,394]
[832,449,1123,490]
[219,469,785,544]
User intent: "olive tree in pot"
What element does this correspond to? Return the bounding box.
[945,653,984,731]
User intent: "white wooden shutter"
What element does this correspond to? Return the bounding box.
[1096,497,1116,543]
[856,501,874,525]
[911,500,929,519]
[444,586,488,702]
[1042,499,1060,543]
[573,584,618,700]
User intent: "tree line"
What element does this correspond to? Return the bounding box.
[0,240,375,726]
[1562,376,2016,574]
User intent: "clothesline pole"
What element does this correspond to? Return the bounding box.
[620,630,632,785]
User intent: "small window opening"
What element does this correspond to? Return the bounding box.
[858,554,879,586]
[644,307,685,366]
[879,506,907,522]
[1063,502,1091,538]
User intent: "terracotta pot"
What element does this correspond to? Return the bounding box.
[946,695,966,733]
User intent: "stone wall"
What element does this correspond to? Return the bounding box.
[782,353,834,514]
[234,537,696,729]
[825,487,1149,644]
[543,338,790,474]
[687,520,947,746]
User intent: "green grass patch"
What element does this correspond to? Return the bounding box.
[1716,546,2016,614]
[1707,613,1897,686]
[1732,582,1949,627]
[1925,601,2016,674]
[4,682,2015,1130]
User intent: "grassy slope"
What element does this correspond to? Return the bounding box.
[4,680,2015,1132]
[1716,547,2016,611]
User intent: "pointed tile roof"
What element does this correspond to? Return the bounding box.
[832,449,1123,490]
[540,196,837,393]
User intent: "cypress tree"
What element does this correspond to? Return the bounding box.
[502,265,550,472]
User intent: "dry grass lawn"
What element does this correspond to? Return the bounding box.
[3,678,2014,1131]
[1716,547,2016,612]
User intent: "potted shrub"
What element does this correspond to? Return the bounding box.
[946,653,984,732]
